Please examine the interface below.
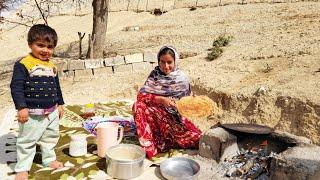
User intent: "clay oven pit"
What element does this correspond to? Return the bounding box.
[199,124,320,180]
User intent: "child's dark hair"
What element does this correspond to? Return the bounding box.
[27,24,58,47]
[158,47,175,62]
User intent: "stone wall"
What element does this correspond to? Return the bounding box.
[0,52,158,85]
[55,52,158,80]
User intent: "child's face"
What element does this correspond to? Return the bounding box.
[159,54,175,75]
[29,40,55,61]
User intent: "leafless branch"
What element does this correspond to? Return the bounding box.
[2,18,32,27]
[1,0,88,30]
[78,32,85,59]
[34,0,48,25]
[0,0,24,12]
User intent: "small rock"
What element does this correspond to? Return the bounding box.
[254,86,267,96]
[123,26,140,31]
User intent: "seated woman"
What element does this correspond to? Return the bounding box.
[133,46,201,158]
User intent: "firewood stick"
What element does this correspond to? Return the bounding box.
[238,159,254,175]
[226,167,241,177]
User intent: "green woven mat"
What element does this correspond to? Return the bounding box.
[27,126,140,179]
[60,101,134,128]
[5,100,194,179]
[5,101,139,179]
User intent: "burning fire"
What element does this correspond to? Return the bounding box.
[220,140,276,179]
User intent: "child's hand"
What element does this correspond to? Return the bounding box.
[58,105,64,119]
[17,108,29,123]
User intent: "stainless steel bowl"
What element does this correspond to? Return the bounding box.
[106,144,146,179]
[160,157,200,180]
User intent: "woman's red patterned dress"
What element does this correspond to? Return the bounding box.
[133,92,202,158]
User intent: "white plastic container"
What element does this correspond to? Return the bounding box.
[69,134,87,156]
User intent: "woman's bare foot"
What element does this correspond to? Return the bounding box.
[48,160,64,169]
[15,171,28,180]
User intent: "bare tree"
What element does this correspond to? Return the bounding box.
[0,0,38,28]
[0,0,6,11]
[0,0,19,11]
[33,0,110,58]
[86,0,109,58]
[1,0,87,25]
[0,0,24,15]
[1,0,110,59]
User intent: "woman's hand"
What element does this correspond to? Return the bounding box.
[17,108,29,123]
[58,105,64,119]
[156,96,176,108]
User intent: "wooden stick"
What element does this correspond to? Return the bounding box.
[78,32,86,59]
[127,0,130,11]
[162,0,165,12]
[137,0,140,12]
[90,34,95,59]
[239,159,254,175]
[145,0,149,11]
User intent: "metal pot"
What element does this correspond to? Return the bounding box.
[160,157,200,180]
[220,123,274,134]
[106,144,145,179]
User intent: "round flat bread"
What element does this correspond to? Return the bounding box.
[176,95,214,118]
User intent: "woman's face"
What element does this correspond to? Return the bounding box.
[159,54,175,75]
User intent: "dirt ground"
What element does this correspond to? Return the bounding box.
[2,1,319,141]
[0,2,319,177]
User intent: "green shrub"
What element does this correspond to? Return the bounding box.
[207,47,223,61]
[207,35,233,61]
[212,35,233,47]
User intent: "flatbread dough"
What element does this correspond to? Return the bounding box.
[176,95,214,118]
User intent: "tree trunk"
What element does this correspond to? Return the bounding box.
[87,0,109,59]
